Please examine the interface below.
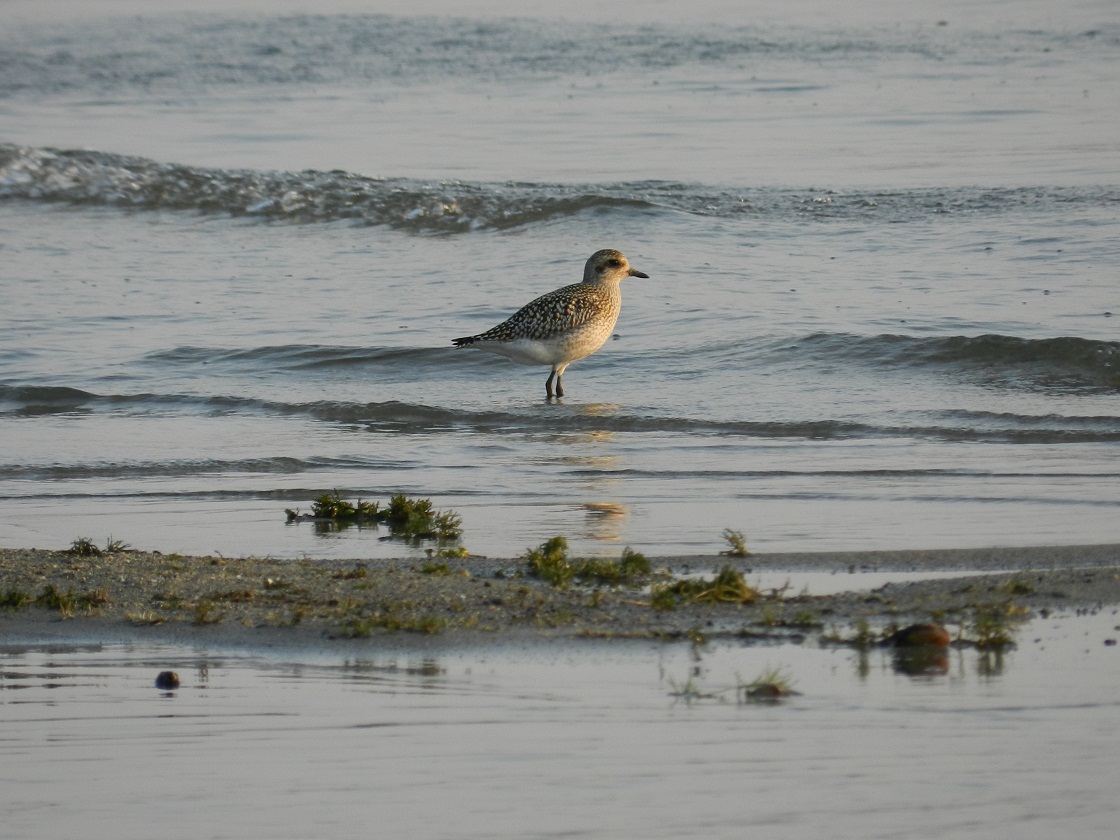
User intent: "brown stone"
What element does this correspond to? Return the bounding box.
[884,623,951,648]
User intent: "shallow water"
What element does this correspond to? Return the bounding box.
[2,0,1119,559]
[3,608,1119,839]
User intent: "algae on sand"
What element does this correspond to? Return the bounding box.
[524,537,651,588]
[650,565,758,610]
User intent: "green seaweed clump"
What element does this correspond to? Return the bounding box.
[384,494,463,542]
[1,588,32,610]
[29,584,110,617]
[583,547,651,585]
[650,566,758,610]
[419,562,453,575]
[34,583,75,612]
[288,492,463,542]
[968,605,1022,649]
[524,538,651,589]
[67,535,132,557]
[525,537,574,586]
[720,528,750,557]
[309,492,380,521]
[68,537,102,558]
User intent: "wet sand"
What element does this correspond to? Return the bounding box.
[2,544,1119,650]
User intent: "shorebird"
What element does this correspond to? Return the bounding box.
[452,249,648,398]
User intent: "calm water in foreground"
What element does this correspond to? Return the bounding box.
[3,609,1119,839]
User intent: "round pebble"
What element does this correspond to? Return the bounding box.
[155,671,180,689]
[885,623,951,648]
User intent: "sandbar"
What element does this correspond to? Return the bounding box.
[2,544,1119,651]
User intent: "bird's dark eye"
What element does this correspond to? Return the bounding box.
[607,258,621,267]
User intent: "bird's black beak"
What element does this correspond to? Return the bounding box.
[629,268,649,279]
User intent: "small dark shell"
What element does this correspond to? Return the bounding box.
[155,671,181,689]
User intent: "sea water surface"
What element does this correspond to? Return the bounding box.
[2,0,1119,560]
[3,609,1120,839]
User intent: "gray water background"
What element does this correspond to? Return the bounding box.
[4,607,1120,840]
[1,0,1118,558]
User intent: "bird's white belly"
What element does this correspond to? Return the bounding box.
[482,326,612,367]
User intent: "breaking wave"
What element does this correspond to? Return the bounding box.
[3,144,1117,232]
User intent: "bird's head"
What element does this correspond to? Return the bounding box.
[584,249,649,285]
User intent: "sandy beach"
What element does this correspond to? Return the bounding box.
[3,544,1118,650]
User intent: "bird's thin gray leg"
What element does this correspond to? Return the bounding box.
[555,373,564,398]
[545,370,556,398]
